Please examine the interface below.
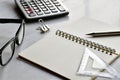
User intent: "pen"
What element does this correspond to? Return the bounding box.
[86,31,120,37]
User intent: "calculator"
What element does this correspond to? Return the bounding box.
[15,0,69,19]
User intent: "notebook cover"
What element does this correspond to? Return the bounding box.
[19,17,119,80]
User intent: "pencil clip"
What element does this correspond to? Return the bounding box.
[36,19,50,33]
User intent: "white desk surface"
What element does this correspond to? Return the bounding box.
[0,0,120,80]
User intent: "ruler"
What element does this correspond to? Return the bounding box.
[77,48,120,79]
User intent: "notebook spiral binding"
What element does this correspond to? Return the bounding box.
[55,30,118,55]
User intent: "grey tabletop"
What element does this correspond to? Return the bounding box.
[0,0,120,80]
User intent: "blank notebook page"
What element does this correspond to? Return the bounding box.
[19,17,119,80]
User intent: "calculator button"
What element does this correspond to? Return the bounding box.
[40,5,46,8]
[29,2,32,4]
[42,8,48,11]
[29,13,36,17]
[30,4,35,7]
[49,7,55,10]
[51,0,58,4]
[29,14,36,17]
[44,11,51,14]
[25,8,30,11]
[45,2,51,5]
[51,9,58,13]
[37,12,43,15]
[22,3,28,6]
[24,5,29,8]
[35,9,39,12]
[37,2,42,4]
[26,10,32,14]
[38,3,43,6]
[57,5,65,12]
[54,3,61,6]
[33,6,38,9]
[47,4,53,7]
[20,1,26,4]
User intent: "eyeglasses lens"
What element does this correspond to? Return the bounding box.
[17,25,24,45]
[1,41,15,65]
[17,21,25,45]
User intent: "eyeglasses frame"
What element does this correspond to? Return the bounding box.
[0,19,25,66]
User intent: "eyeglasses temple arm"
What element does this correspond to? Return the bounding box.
[0,18,23,23]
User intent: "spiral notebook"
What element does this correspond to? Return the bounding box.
[19,17,120,80]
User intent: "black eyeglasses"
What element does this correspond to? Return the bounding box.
[0,19,25,66]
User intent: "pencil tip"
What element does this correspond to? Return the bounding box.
[86,33,93,35]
